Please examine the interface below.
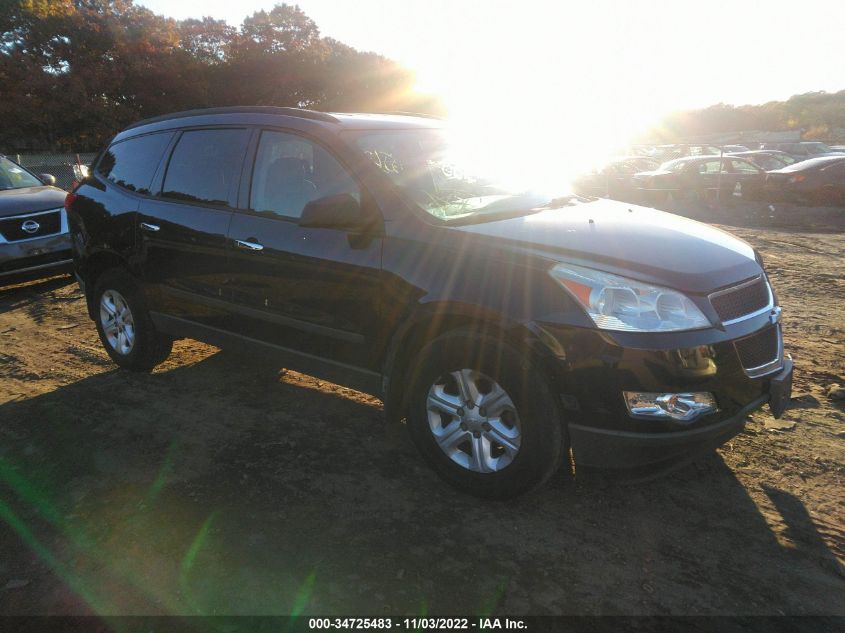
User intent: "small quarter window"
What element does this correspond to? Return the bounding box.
[97,132,173,194]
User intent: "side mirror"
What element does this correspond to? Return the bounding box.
[39,173,57,186]
[299,194,363,229]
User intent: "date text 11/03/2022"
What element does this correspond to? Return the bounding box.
[308,618,528,630]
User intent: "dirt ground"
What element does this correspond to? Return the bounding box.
[0,202,843,616]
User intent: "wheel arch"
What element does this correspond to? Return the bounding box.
[81,249,132,320]
[382,303,553,425]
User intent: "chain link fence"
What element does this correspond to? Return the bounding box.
[12,152,98,191]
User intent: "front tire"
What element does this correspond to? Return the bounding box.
[93,270,172,371]
[405,330,565,499]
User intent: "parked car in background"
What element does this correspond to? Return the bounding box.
[570,156,659,200]
[721,144,749,153]
[765,155,845,206]
[758,142,845,162]
[632,155,767,202]
[648,144,723,162]
[727,150,796,171]
[66,107,792,498]
[0,155,71,285]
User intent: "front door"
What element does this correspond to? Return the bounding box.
[225,129,384,371]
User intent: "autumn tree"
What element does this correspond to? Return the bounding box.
[0,1,440,152]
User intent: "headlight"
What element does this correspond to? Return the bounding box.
[549,263,711,332]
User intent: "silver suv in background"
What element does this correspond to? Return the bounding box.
[0,155,71,285]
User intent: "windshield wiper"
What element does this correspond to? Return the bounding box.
[534,194,589,209]
[446,206,546,225]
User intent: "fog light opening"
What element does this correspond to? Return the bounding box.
[623,391,718,422]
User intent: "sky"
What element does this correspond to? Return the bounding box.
[136,0,845,182]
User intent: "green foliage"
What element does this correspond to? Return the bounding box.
[0,1,443,151]
[647,91,845,142]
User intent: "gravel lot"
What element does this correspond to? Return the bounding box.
[0,204,843,616]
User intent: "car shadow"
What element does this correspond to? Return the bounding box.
[0,274,77,321]
[0,351,842,617]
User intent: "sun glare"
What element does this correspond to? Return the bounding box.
[401,4,665,193]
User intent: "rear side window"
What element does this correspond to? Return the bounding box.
[161,129,250,207]
[97,132,173,194]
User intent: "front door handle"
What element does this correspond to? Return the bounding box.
[236,239,264,252]
[140,222,160,232]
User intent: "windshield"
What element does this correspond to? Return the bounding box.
[659,159,689,172]
[348,129,577,222]
[0,156,43,190]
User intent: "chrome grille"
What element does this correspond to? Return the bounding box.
[0,210,62,242]
[709,276,771,324]
[734,325,781,377]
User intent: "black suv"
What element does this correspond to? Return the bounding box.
[67,107,793,498]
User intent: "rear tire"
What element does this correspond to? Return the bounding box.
[405,329,565,499]
[93,270,172,371]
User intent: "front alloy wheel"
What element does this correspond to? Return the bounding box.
[427,369,522,473]
[406,330,566,498]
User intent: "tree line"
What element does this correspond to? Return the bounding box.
[0,0,443,152]
[646,90,845,143]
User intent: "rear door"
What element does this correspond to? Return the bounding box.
[137,127,251,328]
[224,128,384,370]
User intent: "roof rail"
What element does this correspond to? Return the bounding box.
[125,106,339,130]
[374,111,446,120]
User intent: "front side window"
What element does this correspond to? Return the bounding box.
[730,159,761,174]
[97,132,173,194]
[698,160,726,174]
[161,129,250,207]
[753,155,786,171]
[249,130,359,219]
[0,156,43,190]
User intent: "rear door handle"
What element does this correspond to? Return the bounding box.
[235,239,264,252]
[140,222,160,232]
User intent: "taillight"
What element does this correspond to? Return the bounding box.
[64,192,77,213]
[788,174,806,184]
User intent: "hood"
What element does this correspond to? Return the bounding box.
[768,156,845,173]
[450,199,761,294]
[0,186,67,218]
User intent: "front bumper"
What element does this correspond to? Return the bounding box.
[530,312,792,469]
[569,361,792,469]
[0,226,72,283]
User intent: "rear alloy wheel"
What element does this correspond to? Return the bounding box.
[100,289,136,356]
[407,330,565,499]
[93,270,172,371]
